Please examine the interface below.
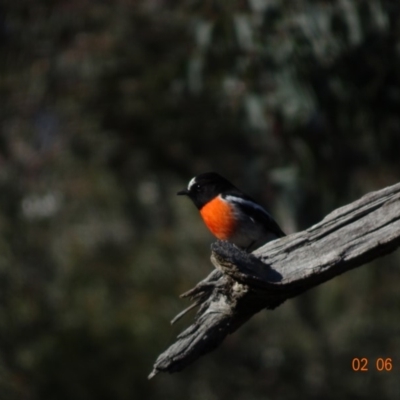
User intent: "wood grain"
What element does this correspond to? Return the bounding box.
[149,183,400,379]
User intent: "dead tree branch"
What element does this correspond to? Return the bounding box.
[149,183,400,379]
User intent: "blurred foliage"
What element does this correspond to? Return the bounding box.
[1,0,400,399]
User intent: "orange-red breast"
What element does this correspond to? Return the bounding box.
[177,172,285,252]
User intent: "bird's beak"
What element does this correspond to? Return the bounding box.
[177,189,189,196]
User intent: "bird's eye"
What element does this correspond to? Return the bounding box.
[195,184,201,191]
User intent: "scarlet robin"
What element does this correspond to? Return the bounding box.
[177,172,285,252]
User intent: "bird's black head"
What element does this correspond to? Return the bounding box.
[177,172,235,209]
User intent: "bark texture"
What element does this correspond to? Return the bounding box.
[149,183,400,379]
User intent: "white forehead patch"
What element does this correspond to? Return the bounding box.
[187,176,197,190]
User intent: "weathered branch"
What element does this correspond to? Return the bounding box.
[149,183,400,379]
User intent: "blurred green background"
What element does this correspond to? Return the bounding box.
[1,0,400,399]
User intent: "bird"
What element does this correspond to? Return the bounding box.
[177,172,285,252]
